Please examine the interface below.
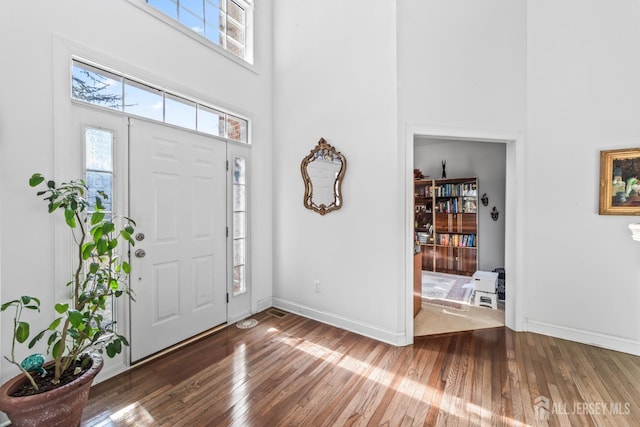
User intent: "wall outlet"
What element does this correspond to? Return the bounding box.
[314,280,320,293]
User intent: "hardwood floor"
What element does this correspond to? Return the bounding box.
[81,310,640,426]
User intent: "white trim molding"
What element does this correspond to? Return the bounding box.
[526,318,640,356]
[403,123,526,344]
[273,298,406,346]
[256,296,273,313]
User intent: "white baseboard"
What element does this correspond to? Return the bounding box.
[272,298,407,346]
[526,319,640,356]
[256,297,272,313]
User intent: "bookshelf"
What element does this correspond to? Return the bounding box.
[414,177,478,276]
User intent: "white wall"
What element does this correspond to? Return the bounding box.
[0,0,273,406]
[414,138,506,272]
[525,0,640,353]
[272,0,403,343]
[399,0,640,354]
[397,0,526,130]
[398,0,526,338]
[272,0,527,344]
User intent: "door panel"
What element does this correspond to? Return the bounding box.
[129,119,227,363]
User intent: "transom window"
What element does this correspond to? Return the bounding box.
[72,59,249,143]
[146,0,251,61]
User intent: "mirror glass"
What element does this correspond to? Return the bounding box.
[301,138,347,215]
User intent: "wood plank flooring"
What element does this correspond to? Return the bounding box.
[81,310,640,426]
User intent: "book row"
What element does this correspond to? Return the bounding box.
[435,198,478,214]
[435,233,476,247]
[436,182,478,197]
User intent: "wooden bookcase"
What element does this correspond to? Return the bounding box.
[414,177,478,276]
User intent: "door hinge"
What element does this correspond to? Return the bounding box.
[226,226,229,237]
[226,160,229,171]
[226,293,229,303]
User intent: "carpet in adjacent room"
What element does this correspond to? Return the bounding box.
[414,302,505,336]
[421,271,475,311]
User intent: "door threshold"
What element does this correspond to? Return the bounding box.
[131,322,228,366]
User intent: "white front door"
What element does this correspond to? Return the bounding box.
[129,118,227,363]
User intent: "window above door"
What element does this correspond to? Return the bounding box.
[71,59,250,144]
[127,0,254,65]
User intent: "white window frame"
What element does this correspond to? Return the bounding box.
[125,0,255,68]
[71,58,251,145]
[227,142,252,322]
[83,125,118,333]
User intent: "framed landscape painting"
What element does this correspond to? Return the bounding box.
[600,147,640,215]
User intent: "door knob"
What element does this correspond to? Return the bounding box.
[135,249,146,258]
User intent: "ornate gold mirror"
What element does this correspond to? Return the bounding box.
[301,138,347,215]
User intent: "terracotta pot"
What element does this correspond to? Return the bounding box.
[0,353,103,427]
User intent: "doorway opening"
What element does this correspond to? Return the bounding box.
[413,137,506,336]
[69,104,252,367]
[128,118,228,362]
[404,125,523,342]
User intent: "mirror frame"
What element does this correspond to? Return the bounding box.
[301,138,347,215]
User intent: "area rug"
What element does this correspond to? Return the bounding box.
[236,318,258,329]
[422,271,475,311]
[414,302,505,336]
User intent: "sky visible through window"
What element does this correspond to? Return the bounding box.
[72,60,248,143]
[148,0,178,20]
[124,80,163,122]
[72,64,123,111]
[146,0,245,59]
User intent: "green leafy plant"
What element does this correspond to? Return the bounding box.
[0,173,136,392]
[1,297,42,390]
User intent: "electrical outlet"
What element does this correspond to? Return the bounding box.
[314,280,320,293]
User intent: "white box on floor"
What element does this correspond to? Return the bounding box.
[474,290,498,309]
[472,270,498,293]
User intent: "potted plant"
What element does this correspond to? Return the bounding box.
[0,173,136,426]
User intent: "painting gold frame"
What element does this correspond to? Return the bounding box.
[599,147,640,215]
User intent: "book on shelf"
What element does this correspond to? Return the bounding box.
[416,232,430,244]
[414,183,432,198]
[436,182,479,198]
[435,233,476,247]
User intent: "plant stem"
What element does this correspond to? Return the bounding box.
[74,211,86,310]
[7,304,39,391]
[4,357,38,391]
[54,211,88,383]
[53,318,71,384]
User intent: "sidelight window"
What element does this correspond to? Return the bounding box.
[84,127,116,325]
[232,156,247,296]
[85,128,114,217]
